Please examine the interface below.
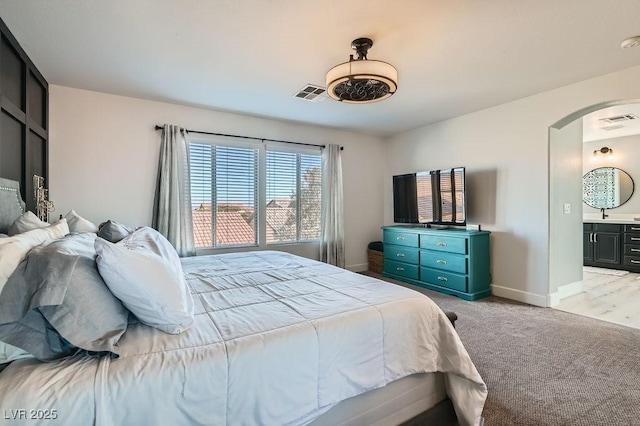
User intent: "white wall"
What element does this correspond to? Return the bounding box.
[49,85,386,271]
[385,64,640,307]
[583,134,640,218]
[549,120,583,297]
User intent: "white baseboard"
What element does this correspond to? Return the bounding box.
[548,293,561,307]
[347,263,368,273]
[558,280,585,299]
[490,284,548,307]
[548,280,584,307]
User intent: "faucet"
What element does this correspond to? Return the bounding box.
[601,208,608,220]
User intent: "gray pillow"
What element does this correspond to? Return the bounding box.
[8,211,48,236]
[0,233,129,360]
[98,220,134,243]
[65,210,98,233]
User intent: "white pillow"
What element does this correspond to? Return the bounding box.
[8,211,49,236]
[94,227,193,334]
[0,219,70,294]
[65,210,98,233]
[0,341,32,364]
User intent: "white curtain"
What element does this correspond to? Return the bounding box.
[320,144,345,267]
[152,124,195,257]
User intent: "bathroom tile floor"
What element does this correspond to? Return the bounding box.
[554,268,640,330]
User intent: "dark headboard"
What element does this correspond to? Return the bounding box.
[0,18,49,213]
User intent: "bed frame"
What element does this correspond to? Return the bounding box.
[309,372,457,426]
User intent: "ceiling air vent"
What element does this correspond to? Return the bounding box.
[601,124,625,131]
[599,113,637,123]
[294,84,327,102]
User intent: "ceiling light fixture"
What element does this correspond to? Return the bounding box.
[326,38,398,104]
[621,36,640,49]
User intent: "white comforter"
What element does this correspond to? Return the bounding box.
[0,251,486,425]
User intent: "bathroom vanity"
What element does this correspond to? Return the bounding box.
[582,166,640,271]
[583,221,640,272]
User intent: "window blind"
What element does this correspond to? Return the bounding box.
[266,150,322,244]
[189,143,258,248]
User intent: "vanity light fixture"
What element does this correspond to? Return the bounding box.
[593,146,613,156]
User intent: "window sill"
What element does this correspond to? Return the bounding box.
[195,241,321,260]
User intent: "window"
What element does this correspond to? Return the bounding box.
[266,150,322,244]
[190,142,258,248]
[189,138,321,250]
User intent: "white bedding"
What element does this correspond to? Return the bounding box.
[0,251,486,425]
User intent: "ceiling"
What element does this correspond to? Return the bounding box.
[2,0,640,137]
[583,103,640,142]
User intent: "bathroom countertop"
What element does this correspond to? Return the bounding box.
[583,217,640,224]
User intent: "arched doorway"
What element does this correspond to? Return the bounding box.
[549,99,640,328]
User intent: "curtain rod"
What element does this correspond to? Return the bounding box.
[154,125,343,150]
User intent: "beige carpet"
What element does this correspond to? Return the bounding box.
[364,272,640,426]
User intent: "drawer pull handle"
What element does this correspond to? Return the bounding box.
[396,267,405,271]
[437,276,448,281]
[396,237,405,241]
[396,253,405,257]
[436,259,447,264]
[632,238,640,241]
[631,260,640,264]
[436,242,447,247]
[631,227,640,230]
[632,249,640,252]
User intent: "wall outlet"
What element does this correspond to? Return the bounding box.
[563,203,571,214]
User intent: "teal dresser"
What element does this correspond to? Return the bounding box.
[382,225,491,300]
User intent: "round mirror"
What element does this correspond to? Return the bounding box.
[583,167,634,209]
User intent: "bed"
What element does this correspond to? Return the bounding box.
[0,178,487,425]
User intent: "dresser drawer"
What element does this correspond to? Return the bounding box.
[624,224,640,233]
[420,267,467,292]
[624,234,640,244]
[419,234,467,254]
[420,250,467,274]
[623,255,640,269]
[624,244,640,256]
[594,223,622,233]
[384,230,419,247]
[385,259,419,280]
[384,245,419,264]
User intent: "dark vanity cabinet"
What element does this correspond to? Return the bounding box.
[583,223,621,267]
[583,222,640,272]
[623,224,640,272]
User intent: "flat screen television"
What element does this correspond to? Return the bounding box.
[393,167,466,225]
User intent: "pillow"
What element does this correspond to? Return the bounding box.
[95,227,193,334]
[98,220,134,243]
[0,233,8,238]
[0,219,69,295]
[65,210,98,233]
[0,341,32,364]
[0,233,129,361]
[8,211,49,236]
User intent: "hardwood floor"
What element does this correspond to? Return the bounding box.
[554,268,640,329]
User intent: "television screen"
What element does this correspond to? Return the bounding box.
[393,167,466,225]
[392,173,418,223]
